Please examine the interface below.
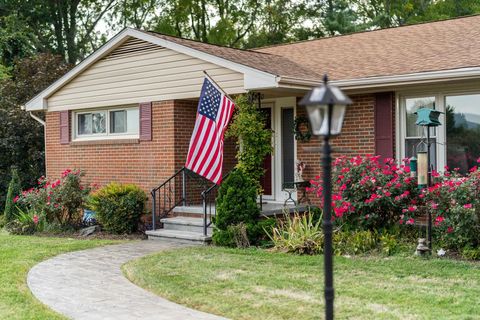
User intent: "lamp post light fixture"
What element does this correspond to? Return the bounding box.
[299,74,352,320]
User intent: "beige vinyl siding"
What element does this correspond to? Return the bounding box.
[47,38,245,111]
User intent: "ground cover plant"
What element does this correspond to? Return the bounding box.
[124,246,480,320]
[0,232,118,320]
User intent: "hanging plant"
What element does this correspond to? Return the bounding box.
[293,116,312,142]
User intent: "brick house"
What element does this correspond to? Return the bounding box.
[25,16,480,241]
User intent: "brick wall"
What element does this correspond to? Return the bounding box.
[45,99,237,203]
[296,93,376,206]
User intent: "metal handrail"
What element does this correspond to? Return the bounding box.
[151,167,213,231]
[200,171,231,236]
[151,167,187,230]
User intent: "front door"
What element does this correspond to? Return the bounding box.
[260,106,273,196]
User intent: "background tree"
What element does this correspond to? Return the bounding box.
[0,53,71,212]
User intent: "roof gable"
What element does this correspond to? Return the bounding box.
[46,37,246,111]
[25,28,283,111]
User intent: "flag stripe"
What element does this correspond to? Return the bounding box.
[185,77,235,184]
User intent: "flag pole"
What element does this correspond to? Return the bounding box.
[203,70,235,101]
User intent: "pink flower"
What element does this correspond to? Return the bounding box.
[399,219,404,225]
[406,218,415,225]
[33,215,39,225]
[13,196,19,203]
[447,226,454,233]
[463,203,473,209]
[431,202,438,210]
[339,184,347,191]
[61,169,72,178]
[408,206,417,212]
[434,216,444,226]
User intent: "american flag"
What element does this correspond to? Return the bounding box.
[185,77,235,184]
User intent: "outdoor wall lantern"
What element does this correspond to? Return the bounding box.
[299,74,352,320]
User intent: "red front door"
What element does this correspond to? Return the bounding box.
[260,107,272,196]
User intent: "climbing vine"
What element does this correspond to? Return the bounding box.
[226,95,273,192]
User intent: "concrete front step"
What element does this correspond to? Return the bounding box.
[161,216,213,234]
[146,229,212,243]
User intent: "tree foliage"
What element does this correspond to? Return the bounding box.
[0,53,71,212]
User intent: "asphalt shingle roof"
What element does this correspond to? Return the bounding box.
[143,15,480,82]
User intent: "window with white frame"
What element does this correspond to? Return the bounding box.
[399,91,480,174]
[74,107,139,140]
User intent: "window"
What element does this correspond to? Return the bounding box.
[445,94,480,174]
[74,107,139,140]
[399,90,480,174]
[403,97,437,168]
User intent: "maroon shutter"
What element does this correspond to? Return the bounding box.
[59,111,70,145]
[374,92,394,159]
[139,102,152,141]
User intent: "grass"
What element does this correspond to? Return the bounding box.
[0,231,120,320]
[124,246,480,320]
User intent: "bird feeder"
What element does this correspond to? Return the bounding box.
[415,108,442,127]
[414,107,443,252]
[416,141,428,189]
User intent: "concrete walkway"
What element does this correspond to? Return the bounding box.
[28,240,227,320]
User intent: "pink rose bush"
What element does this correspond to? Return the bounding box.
[310,155,419,230]
[421,165,480,250]
[310,155,480,252]
[15,169,93,226]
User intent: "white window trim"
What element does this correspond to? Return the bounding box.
[397,87,480,171]
[72,106,139,141]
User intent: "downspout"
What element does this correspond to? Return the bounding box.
[28,110,46,126]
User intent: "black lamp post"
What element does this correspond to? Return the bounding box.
[299,74,352,320]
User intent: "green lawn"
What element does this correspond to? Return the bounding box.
[124,246,480,320]
[0,232,119,320]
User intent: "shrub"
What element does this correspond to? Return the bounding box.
[268,212,323,255]
[379,233,400,256]
[461,247,480,260]
[88,182,146,234]
[3,167,21,222]
[333,230,377,255]
[421,166,480,251]
[213,170,260,247]
[16,169,91,226]
[310,155,418,231]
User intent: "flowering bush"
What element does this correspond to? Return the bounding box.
[15,169,92,226]
[310,155,419,230]
[310,154,480,255]
[420,164,480,250]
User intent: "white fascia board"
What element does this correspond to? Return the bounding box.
[24,28,279,111]
[331,67,480,90]
[277,67,480,92]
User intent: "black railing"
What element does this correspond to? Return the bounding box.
[200,171,231,236]
[151,167,237,235]
[151,167,212,231]
[151,167,185,230]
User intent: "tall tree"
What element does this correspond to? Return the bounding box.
[0,53,71,211]
[1,0,117,63]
